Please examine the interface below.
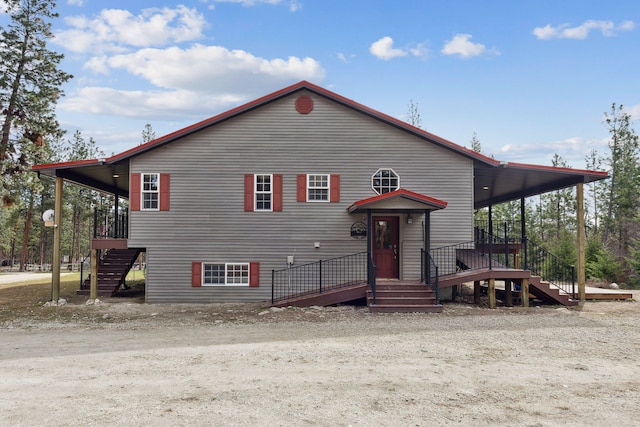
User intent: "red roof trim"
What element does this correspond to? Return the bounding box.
[505,161,609,177]
[347,189,448,213]
[33,158,102,170]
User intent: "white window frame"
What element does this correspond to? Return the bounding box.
[141,172,160,211]
[202,262,250,286]
[255,174,273,212]
[371,168,400,195]
[307,174,330,202]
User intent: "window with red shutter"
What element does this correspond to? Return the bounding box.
[192,262,202,287]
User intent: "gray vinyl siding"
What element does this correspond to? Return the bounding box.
[129,90,473,303]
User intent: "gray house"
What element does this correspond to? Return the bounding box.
[35,81,608,310]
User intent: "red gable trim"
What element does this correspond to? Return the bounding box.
[347,189,448,213]
[505,161,609,178]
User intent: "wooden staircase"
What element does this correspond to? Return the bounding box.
[78,248,143,296]
[529,275,578,306]
[367,281,443,313]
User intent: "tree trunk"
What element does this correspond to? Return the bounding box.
[19,191,34,271]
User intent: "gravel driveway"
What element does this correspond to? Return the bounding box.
[1,294,639,426]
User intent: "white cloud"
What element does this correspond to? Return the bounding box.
[54,6,207,53]
[533,20,635,40]
[499,137,609,165]
[627,104,640,121]
[61,44,326,119]
[441,34,488,58]
[369,36,408,60]
[209,0,301,12]
[104,44,324,90]
[409,42,429,59]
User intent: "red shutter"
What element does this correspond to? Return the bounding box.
[330,174,340,203]
[249,262,260,287]
[273,174,283,212]
[130,173,141,211]
[244,174,254,211]
[297,174,307,202]
[192,262,202,287]
[160,174,170,211]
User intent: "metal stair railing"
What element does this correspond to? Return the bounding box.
[271,252,368,304]
[420,249,439,304]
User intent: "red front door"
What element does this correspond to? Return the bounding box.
[373,216,399,279]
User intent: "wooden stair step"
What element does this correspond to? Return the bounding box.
[369,304,443,313]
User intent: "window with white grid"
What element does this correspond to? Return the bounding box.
[307,174,329,201]
[255,174,272,211]
[203,263,249,286]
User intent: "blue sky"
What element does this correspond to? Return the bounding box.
[3,0,639,168]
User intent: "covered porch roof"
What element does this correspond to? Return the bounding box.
[347,189,448,213]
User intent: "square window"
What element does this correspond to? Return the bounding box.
[308,174,329,201]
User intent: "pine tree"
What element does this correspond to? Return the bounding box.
[0,0,72,204]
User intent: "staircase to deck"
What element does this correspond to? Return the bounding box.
[368,281,443,313]
[78,248,142,296]
[448,248,578,306]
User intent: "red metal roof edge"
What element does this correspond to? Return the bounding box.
[505,161,609,177]
[348,188,448,212]
[33,158,101,171]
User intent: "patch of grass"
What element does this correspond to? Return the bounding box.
[0,277,85,323]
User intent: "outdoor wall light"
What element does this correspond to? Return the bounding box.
[407,214,413,224]
[483,186,489,190]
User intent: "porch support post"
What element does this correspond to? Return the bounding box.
[576,183,586,301]
[114,195,119,238]
[424,209,430,254]
[367,210,373,283]
[90,248,98,300]
[521,278,529,307]
[51,177,63,303]
[424,209,431,282]
[521,197,527,270]
[488,278,496,309]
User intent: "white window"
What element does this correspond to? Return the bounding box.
[142,173,159,210]
[255,174,272,211]
[308,174,329,201]
[372,168,399,195]
[203,263,249,286]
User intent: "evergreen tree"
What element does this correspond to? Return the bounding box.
[141,123,156,144]
[0,0,72,204]
[602,103,640,252]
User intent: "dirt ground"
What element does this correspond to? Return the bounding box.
[1,286,639,426]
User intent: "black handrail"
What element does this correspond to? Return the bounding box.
[429,233,576,298]
[93,208,128,239]
[271,251,368,304]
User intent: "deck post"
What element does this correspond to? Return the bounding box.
[474,280,481,304]
[90,248,98,300]
[521,278,529,307]
[51,177,63,303]
[488,278,496,309]
[576,183,586,301]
